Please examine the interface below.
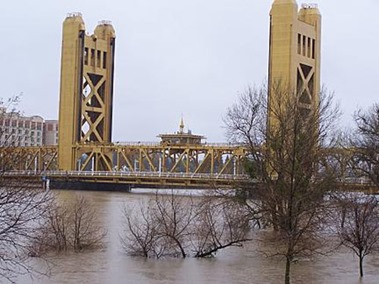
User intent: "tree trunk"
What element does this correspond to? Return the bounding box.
[173,238,186,258]
[359,253,364,278]
[195,239,251,258]
[285,256,291,284]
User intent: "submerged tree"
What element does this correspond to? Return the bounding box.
[224,83,340,284]
[0,96,56,282]
[351,104,379,185]
[121,204,161,258]
[152,192,196,258]
[336,194,379,278]
[0,179,54,282]
[121,191,252,259]
[31,194,106,255]
[192,197,252,258]
[122,192,196,258]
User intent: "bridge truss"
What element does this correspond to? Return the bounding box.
[0,143,248,188]
[1,144,375,190]
[75,143,247,175]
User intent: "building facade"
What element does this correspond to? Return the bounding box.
[158,118,205,145]
[0,108,58,146]
[43,120,59,146]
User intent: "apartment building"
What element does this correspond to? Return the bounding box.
[0,108,58,146]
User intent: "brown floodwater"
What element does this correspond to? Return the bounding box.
[17,189,379,284]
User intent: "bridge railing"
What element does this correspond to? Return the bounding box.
[339,177,373,185]
[113,141,245,147]
[2,170,375,187]
[2,170,250,181]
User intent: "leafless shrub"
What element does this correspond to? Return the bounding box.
[0,179,54,283]
[351,104,379,185]
[122,202,165,258]
[152,192,196,258]
[122,192,252,259]
[336,194,379,277]
[192,198,252,258]
[69,195,105,251]
[38,194,106,253]
[46,204,70,252]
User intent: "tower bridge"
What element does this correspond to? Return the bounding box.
[0,1,331,190]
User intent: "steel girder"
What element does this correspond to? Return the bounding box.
[0,146,58,172]
[74,143,248,176]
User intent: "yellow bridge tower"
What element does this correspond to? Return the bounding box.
[58,13,116,171]
[268,0,321,114]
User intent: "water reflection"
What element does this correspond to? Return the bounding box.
[17,190,379,284]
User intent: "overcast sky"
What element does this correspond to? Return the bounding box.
[1,0,378,142]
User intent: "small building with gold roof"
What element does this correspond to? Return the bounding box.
[158,118,205,145]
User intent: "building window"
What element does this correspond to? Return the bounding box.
[97,50,101,68]
[84,48,89,65]
[103,52,107,69]
[297,34,301,55]
[91,49,95,67]
[302,35,306,56]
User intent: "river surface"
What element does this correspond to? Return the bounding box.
[17,189,379,284]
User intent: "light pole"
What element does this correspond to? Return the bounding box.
[159,157,162,174]
[134,160,139,172]
[77,159,82,172]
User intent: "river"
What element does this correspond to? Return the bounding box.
[17,189,379,284]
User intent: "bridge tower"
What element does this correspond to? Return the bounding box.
[58,13,116,171]
[268,0,321,121]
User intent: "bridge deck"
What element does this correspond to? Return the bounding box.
[2,170,250,189]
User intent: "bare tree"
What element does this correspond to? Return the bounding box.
[351,104,379,185]
[121,192,252,259]
[336,194,379,277]
[192,198,252,258]
[121,204,161,258]
[151,192,196,258]
[39,194,106,253]
[0,179,53,283]
[121,192,196,258]
[0,96,57,282]
[224,84,340,284]
[45,203,70,252]
[69,195,105,251]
